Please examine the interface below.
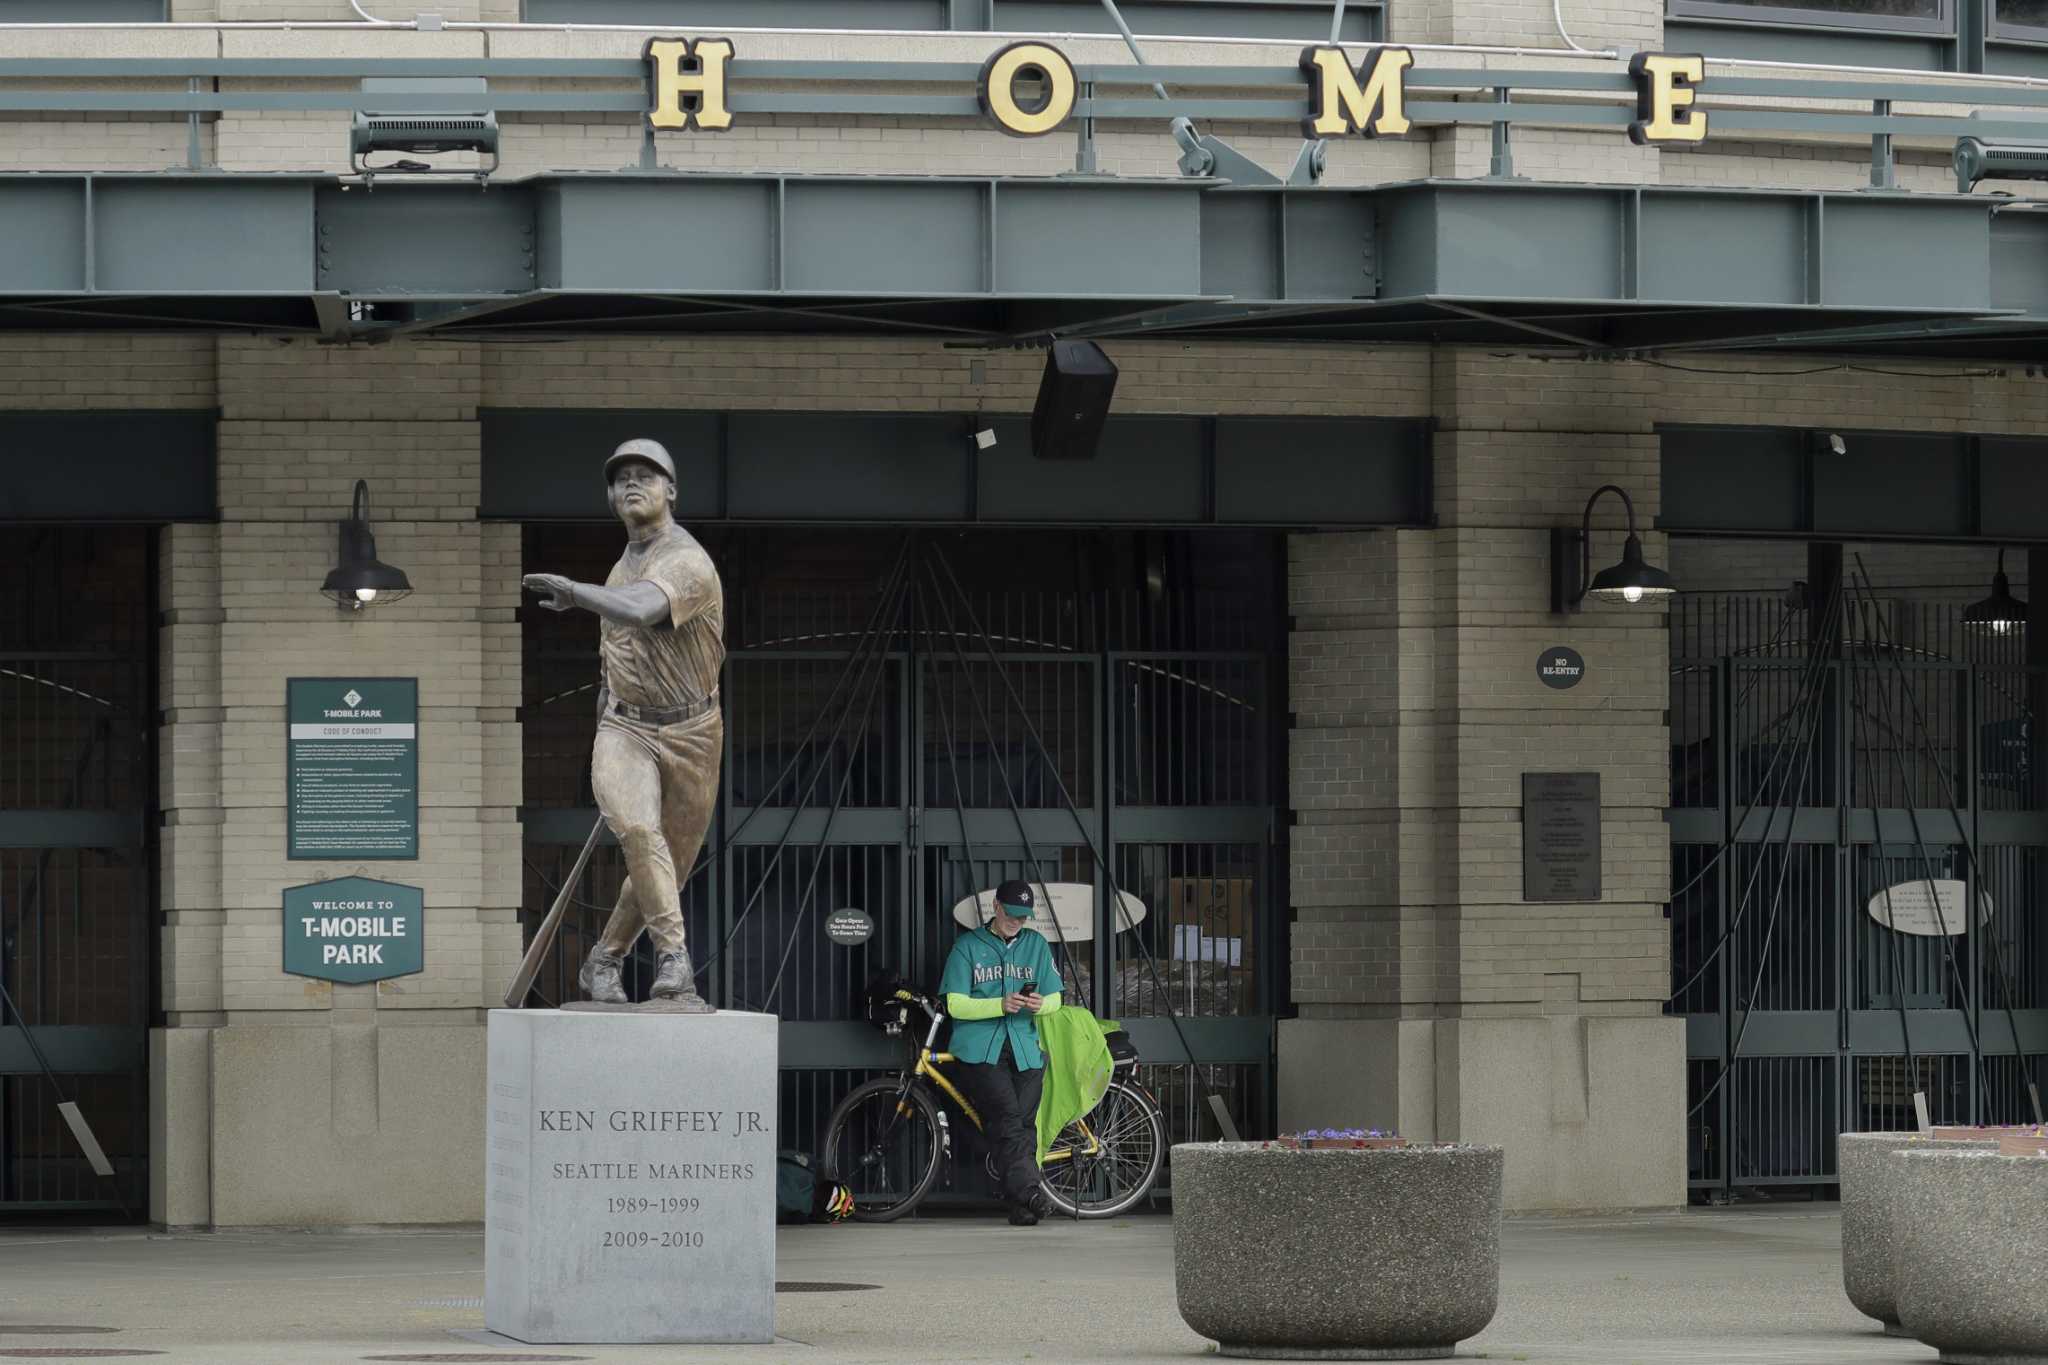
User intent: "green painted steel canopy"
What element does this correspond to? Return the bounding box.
[3,170,2044,358]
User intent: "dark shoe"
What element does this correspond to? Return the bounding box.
[1025,1190,1057,1221]
[651,948,713,1011]
[1007,1202,1041,1227]
[578,946,628,1005]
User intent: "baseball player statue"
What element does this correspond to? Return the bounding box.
[521,439,724,1011]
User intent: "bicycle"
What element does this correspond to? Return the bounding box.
[818,984,1167,1222]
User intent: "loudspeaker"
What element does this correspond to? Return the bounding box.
[1030,340,1117,460]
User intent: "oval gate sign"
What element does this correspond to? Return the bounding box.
[1867,880,1993,937]
[1538,646,1586,690]
[825,907,875,946]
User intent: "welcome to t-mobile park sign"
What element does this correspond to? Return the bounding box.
[283,876,425,985]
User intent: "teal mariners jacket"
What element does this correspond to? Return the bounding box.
[938,924,1065,1069]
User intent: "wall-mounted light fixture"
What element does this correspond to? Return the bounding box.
[321,479,412,612]
[1550,484,1676,613]
[1964,547,2027,634]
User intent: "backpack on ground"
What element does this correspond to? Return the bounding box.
[776,1149,854,1224]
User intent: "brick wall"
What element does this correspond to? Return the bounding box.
[0,336,216,408]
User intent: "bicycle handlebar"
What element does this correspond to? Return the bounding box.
[893,987,942,1017]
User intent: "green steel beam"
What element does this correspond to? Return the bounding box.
[770,1016,1271,1066]
[1374,183,2009,313]
[0,1027,144,1077]
[0,810,138,848]
[3,172,2044,357]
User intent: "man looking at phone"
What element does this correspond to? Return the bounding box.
[940,879,1064,1225]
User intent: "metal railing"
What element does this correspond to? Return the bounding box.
[6,52,2048,187]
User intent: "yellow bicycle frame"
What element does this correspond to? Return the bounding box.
[895,990,1103,1165]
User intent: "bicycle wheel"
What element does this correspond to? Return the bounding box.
[819,1078,944,1223]
[1037,1077,1166,1219]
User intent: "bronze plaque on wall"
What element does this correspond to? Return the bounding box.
[1523,772,1601,902]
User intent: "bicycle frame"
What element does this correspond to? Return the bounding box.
[893,990,1101,1166]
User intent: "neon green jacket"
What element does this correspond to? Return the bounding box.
[1033,1006,1117,1165]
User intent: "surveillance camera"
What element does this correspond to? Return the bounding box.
[1827,433,1847,456]
[974,428,998,451]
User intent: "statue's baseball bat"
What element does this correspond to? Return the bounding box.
[503,814,606,1009]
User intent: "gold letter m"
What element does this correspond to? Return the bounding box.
[1300,46,1413,139]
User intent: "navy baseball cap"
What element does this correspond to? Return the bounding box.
[994,880,1036,917]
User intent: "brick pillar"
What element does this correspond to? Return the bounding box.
[1279,529,1446,1138]
[153,522,224,1227]
[148,337,524,1227]
[1281,352,1685,1211]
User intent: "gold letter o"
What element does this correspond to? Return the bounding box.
[978,42,1077,137]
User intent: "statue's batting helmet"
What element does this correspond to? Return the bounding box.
[604,438,677,486]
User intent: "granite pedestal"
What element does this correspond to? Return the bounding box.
[485,1008,776,1345]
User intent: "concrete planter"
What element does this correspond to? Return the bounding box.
[1895,1149,2048,1365]
[1172,1142,1503,1361]
[1839,1131,1997,1335]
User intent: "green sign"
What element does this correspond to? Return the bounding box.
[282,876,424,984]
[287,677,419,860]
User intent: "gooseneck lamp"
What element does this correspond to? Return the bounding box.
[1550,484,1676,613]
[321,479,413,612]
[1964,547,2027,635]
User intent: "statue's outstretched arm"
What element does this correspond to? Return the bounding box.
[522,574,669,628]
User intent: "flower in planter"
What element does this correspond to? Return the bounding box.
[1273,1127,1409,1149]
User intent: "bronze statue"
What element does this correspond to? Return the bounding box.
[521,439,724,1011]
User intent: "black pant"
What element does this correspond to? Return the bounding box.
[958,1044,1046,1206]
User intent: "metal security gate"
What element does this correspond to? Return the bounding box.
[1671,586,2048,1195]
[0,527,155,1216]
[521,528,1283,1194]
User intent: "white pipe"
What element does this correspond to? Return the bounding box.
[347,0,401,23]
[1705,51,2048,90]
[0,18,1623,57]
[1551,0,1616,57]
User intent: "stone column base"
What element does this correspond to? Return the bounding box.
[205,1022,487,1226]
[1278,1014,1686,1211]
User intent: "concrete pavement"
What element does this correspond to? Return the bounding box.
[0,1206,1939,1364]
